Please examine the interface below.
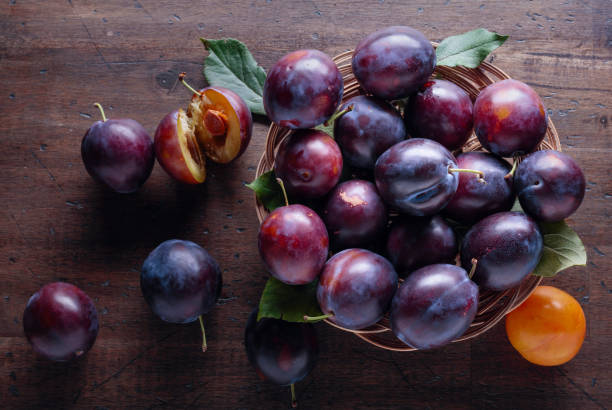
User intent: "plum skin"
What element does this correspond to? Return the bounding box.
[461,211,543,291]
[515,150,586,222]
[245,309,318,386]
[81,117,154,193]
[352,26,436,100]
[263,49,343,129]
[405,79,474,151]
[474,79,548,157]
[390,264,478,350]
[375,138,458,216]
[386,215,457,276]
[443,152,515,223]
[23,282,99,362]
[140,239,222,323]
[317,249,398,330]
[322,180,387,250]
[258,204,329,285]
[334,95,406,169]
[274,129,343,199]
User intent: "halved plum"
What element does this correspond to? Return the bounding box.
[187,85,253,164]
[154,109,207,184]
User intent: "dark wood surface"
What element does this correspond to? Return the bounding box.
[1,1,610,409]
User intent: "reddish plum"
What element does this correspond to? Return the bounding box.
[443,152,515,223]
[322,180,387,250]
[405,79,474,151]
[23,282,99,361]
[334,96,406,169]
[474,79,547,157]
[264,49,343,129]
[352,26,435,100]
[258,204,329,285]
[81,103,154,193]
[317,249,398,330]
[386,215,457,276]
[274,129,343,199]
[461,212,543,291]
[390,264,478,350]
[515,150,585,222]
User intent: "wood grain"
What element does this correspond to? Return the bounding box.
[1,0,610,409]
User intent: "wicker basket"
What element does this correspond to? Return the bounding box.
[254,46,562,351]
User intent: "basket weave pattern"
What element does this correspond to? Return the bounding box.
[254,47,561,351]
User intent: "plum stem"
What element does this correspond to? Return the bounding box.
[198,315,207,352]
[291,384,297,408]
[504,158,519,180]
[449,168,486,184]
[178,72,200,95]
[469,258,478,279]
[276,178,289,207]
[93,103,107,122]
[303,313,332,322]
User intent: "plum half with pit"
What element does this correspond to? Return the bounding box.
[274,129,343,200]
[386,215,457,276]
[405,79,474,151]
[375,138,473,216]
[390,264,478,350]
[474,79,548,157]
[322,179,387,250]
[461,211,543,291]
[264,49,343,129]
[334,95,406,169]
[514,150,585,222]
[141,239,222,351]
[443,152,515,223]
[81,103,154,193]
[23,282,99,361]
[317,249,398,330]
[352,26,436,100]
[258,204,329,285]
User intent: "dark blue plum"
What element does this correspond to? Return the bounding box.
[334,95,406,169]
[390,264,478,350]
[317,249,398,330]
[386,215,457,276]
[443,152,515,223]
[352,26,436,100]
[140,239,221,324]
[245,309,318,387]
[515,150,585,222]
[375,138,459,216]
[23,282,99,361]
[461,212,543,291]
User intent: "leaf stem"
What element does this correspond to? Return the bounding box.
[303,313,333,322]
[198,315,207,352]
[276,178,289,207]
[324,104,353,127]
[93,103,107,122]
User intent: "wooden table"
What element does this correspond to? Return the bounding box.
[1,1,610,408]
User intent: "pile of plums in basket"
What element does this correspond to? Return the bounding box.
[251,24,586,387]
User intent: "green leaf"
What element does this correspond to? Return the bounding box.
[533,220,587,277]
[245,170,285,212]
[314,105,353,137]
[201,38,267,115]
[257,277,324,323]
[436,28,508,68]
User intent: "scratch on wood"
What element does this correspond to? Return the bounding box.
[556,367,606,410]
[31,151,64,193]
[67,0,112,70]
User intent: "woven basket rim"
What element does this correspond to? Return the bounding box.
[253,44,560,351]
